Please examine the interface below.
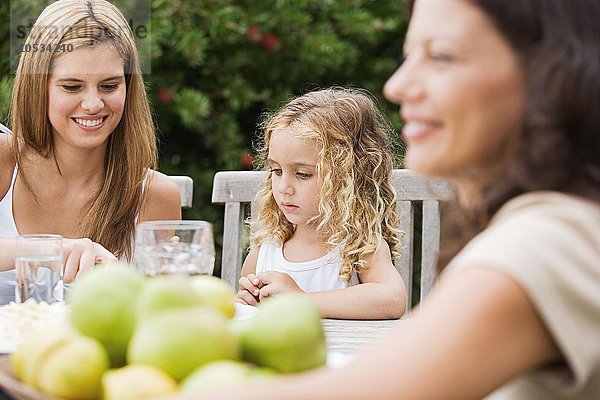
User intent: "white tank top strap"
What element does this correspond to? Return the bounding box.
[0,166,19,237]
[141,168,150,193]
[10,166,17,185]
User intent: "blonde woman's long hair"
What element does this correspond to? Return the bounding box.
[252,88,401,282]
[10,0,156,260]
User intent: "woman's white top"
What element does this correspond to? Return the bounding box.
[0,168,19,304]
[0,167,146,305]
[255,241,360,292]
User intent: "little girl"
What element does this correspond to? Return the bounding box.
[236,88,406,319]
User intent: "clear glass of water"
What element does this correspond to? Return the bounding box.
[134,220,216,277]
[15,234,64,304]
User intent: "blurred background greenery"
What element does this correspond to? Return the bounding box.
[1,0,409,275]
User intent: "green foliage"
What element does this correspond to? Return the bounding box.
[147,0,408,269]
[146,0,407,206]
[0,0,409,272]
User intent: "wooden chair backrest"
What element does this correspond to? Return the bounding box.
[168,176,193,209]
[212,169,454,310]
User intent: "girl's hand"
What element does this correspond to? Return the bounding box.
[236,273,263,306]
[257,272,304,300]
[62,238,118,283]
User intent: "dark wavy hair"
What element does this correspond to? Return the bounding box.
[439,0,600,267]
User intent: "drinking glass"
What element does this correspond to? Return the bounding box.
[134,220,215,277]
[15,234,64,304]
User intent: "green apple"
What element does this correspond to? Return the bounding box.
[190,275,236,319]
[181,360,251,394]
[236,294,327,373]
[103,364,178,400]
[128,307,239,381]
[69,263,146,366]
[136,275,203,320]
[36,335,109,400]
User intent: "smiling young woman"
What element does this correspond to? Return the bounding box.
[0,0,181,303]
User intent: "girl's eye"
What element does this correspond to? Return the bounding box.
[270,168,282,176]
[297,172,312,180]
[101,84,120,92]
[62,85,81,92]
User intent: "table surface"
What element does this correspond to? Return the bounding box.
[322,318,406,356]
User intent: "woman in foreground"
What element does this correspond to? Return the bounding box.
[190,0,600,398]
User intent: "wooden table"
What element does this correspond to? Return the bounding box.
[322,318,407,356]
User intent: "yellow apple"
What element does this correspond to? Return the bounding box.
[190,275,236,319]
[12,329,109,400]
[36,335,109,400]
[12,329,74,386]
[103,364,178,400]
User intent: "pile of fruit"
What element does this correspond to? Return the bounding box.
[10,263,327,399]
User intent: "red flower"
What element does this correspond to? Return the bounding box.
[157,88,173,105]
[240,153,254,169]
[261,32,280,53]
[245,26,263,44]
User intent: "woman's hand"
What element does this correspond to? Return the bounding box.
[62,238,117,283]
[257,272,304,300]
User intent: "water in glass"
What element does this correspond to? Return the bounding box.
[15,255,63,304]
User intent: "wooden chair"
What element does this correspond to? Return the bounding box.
[211,169,454,310]
[168,175,193,209]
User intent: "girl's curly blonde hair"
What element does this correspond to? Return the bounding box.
[251,87,402,282]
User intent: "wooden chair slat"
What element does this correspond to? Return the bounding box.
[168,175,193,209]
[221,201,245,285]
[421,200,442,300]
[395,200,414,310]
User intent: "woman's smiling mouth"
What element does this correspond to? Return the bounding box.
[72,116,107,130]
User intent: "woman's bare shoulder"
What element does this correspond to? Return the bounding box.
[0,134,14,163]
[138,170,182,222]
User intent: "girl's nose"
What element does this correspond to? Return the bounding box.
[276,175,294,195]
[81,90,104,113]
